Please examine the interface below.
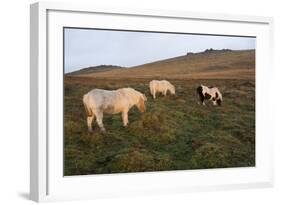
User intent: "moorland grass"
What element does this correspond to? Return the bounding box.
[64,77,255,175]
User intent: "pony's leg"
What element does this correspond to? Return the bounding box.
[122,110,129,127]
[198,94,205,105]
[212,100,217,106]
[95,111,106,132]
[200,99,205,105]
[164,89,167,96]
[153,90,156,99]
[150,87,153,97]
[87,115,95,133]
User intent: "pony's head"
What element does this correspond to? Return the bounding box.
[217,94,222,106]
[169,84,176,95]
[136,93,147,113]
[119,88,147,112]
[214,89,223,106]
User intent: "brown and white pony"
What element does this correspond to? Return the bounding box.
[197,85,222,106]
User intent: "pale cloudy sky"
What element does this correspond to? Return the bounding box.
[64,28,255,73]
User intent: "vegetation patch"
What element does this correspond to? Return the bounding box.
[64,77,255,175]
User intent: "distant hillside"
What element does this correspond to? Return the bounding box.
[71,49,255,80]
[67,65,124,75]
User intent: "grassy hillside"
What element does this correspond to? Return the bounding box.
[67,65,124,75]
[75,49,255,80]
[64,49,255,175]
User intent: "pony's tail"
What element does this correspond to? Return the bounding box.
[83,94,93,117]
[149,82,154,95]
[197,86,204,102]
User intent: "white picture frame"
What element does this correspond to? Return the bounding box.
[30,2,274,202]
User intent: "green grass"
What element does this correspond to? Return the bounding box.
[64,77,255,175]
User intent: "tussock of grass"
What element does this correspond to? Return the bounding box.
[128,111,178,145]
[109,149,171,173]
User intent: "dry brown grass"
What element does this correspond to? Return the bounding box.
[73,50,255,80]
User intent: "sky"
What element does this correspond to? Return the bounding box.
[64,28,256,73]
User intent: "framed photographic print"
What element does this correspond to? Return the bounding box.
[30,2,274,202]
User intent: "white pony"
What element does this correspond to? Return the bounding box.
[149,80,175,99]
[83,88,147,133]
[197,85,222,106]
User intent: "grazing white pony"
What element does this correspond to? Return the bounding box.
[197,85,222,106]
[83,88,147,133]
[149,80,175,99]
